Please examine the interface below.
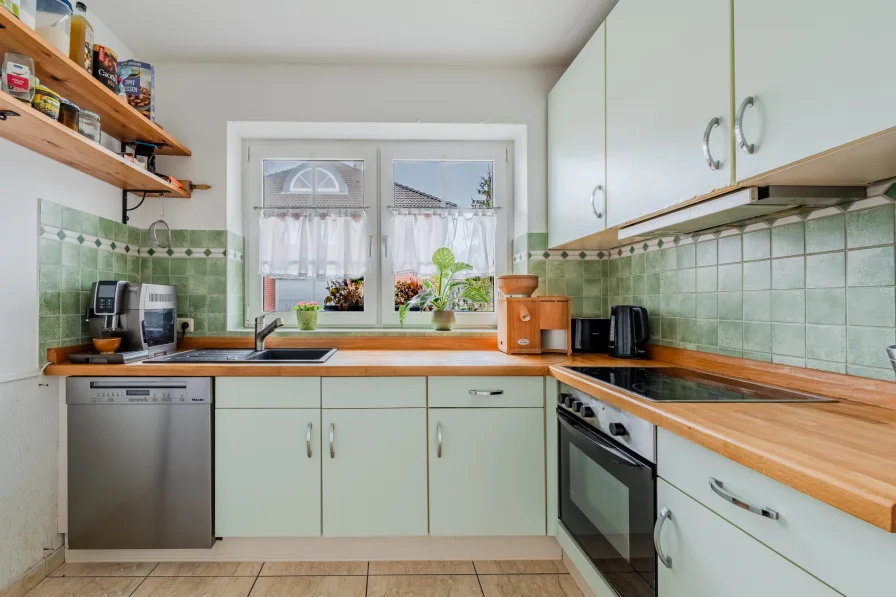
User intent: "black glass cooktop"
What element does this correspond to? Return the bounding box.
[566,367,836,403]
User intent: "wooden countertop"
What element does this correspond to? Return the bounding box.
[45,347,896,533]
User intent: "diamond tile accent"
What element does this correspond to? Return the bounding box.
[642,243,649,251]
[204,249,212,257]
[560,251,568,259]
[616,249,622,256]
[110,242,116,250]
[542,251,550,259]
[629,246,635,254]
[56,230,65,240]
[124,245,130,253]
[673,236,681,245]
[94,238,101,247]
[657,239,665,248]
[147,248,155,256]
[579,251,586,259]
[166,248,174,256]
[185,249,193,256]
[598,251,605,258]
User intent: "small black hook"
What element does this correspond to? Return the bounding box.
[0,110,20,121]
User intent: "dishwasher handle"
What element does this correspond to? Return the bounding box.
[90,381,188,389]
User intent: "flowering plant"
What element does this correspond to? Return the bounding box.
[291,302,323,312]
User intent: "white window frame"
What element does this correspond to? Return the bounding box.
[244,142,380,327]
[380,141,511,328]
[242,138,513,329]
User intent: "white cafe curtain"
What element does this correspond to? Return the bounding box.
[390,209,498,278]
[259,208,369,280]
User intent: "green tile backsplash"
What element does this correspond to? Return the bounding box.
[38,199,245,362]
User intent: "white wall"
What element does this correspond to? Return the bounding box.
[137,63,563,236]
[0,12,134,589]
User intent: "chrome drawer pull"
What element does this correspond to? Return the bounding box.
[469,390,504,396]
[329,423,335,459]
[654,507,672,569]
[436,423,442,458]
[306,422,313,458]
[735,96,756,154]
[702,116,721,170]
[709,478,779,520]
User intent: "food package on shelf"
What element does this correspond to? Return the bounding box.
[119,60,154,121]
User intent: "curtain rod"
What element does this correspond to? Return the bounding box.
[254,206,370,211]
[387,206,502,213]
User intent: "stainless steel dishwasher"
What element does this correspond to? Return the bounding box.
[66,377,214,549]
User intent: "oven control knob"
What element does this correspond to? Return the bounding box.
[564,395,576,408]
[571,400,583,412]
[580,406,594,418]
[558,393,571,405]
[609,423,627,437]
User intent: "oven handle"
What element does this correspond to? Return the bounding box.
[558,410,645,468]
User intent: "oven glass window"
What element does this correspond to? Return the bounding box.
[143,310,175,347]
[569,444,631,561]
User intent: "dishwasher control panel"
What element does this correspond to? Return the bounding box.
[88,388,189,403]
[66,378,213,406]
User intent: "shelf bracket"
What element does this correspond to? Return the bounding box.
[0,110,20,121]
[122,190,171,224]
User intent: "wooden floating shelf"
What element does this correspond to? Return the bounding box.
[0,10,190,156]
[0,93,190,198]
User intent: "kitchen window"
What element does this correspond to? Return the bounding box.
[244,140,511,327]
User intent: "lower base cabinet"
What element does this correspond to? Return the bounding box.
[656,479,839,597]
[322,408,428,537]
[215,409,321,537]
[429,408,546,536]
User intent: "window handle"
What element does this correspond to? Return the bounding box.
[383,235,389,258]
[368,235,373,258]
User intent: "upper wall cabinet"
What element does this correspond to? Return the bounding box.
[734,0,896,182]
[606,0,731,229]
[548,24,606,248]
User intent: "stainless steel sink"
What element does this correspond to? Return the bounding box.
[148,348,337,364]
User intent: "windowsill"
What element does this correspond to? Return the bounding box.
[226,328,498,338]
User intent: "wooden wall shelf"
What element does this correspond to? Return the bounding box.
[0,93,190,198]
[0,10,190,156]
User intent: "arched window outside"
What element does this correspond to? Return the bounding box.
[287,165,345,194]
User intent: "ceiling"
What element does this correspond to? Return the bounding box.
[88,0,617,67]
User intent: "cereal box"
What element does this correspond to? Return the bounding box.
[119,60,155,121]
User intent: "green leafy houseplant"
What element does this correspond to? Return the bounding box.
[291,302,322,331]
[399,248,491,329]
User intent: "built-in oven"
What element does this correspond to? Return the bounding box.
[558,383,657,597]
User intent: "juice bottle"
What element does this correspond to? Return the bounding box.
[68,1,92,72]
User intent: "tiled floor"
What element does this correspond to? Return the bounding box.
[25,560,583,597]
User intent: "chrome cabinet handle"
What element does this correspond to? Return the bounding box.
[735,96,756,154]
[469,390,504,396]
[329,423,335,459]
[709,478,779,520]
[654,507,672,569]
[436,423,442,458]
[590,185,604,219]
[306,423,313,458]
[383,235,389,258]
[702,116,721,170]
[368,235,374,258]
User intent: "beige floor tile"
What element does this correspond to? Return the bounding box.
[149,562,262,577]
[23,577,142,597]
[48,562,157,577]
[369,561,475,575]
[474,560,567,575]
[366,575,483,597]
[479,574,582,597]
[260,561,367,576]
[131,577,255,597]
[249,576,367,597]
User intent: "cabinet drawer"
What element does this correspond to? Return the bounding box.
[322,377,425,409]
[215,377,320,409]
[658,429,896,597]
[428,376,544,408]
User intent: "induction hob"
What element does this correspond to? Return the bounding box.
[565,367,836,403]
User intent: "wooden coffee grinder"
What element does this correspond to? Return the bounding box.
[496,276,571,355]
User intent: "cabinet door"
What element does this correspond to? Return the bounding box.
[322,409,427,537]
[735,0,896,182]
[548,24,606,248]
[429,408,546,536]
[606,0,731,228]
[656,479,841,597]
[215,409,321,537]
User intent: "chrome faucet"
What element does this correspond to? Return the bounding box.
[254,314,284,351]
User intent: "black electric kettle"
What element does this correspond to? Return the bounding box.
[609,305,649,358]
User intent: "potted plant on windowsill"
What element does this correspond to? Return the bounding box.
[399,248,490,331]
[292,302,323,331]
[324,278,364,312]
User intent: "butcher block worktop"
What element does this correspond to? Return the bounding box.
[45,342,896,533]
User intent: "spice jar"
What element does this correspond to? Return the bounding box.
[57,97,79,131]
[32,84,61,119]
[77,109,99,141]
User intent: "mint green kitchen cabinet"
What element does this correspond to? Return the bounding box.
[428,408,546,536]
[322,408,428,537]
[215,408,321,537]
[548,23,606,248]
[733,0,896,183]
[606,0,731,228]
[656,479,841,597]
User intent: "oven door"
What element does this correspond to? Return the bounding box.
[558,408,656,596]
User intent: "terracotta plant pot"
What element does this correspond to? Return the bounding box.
[431,310,456,331]
[296,311,319,331]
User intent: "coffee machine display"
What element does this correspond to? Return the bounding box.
[69,281,178,364]
[609,305,649,359]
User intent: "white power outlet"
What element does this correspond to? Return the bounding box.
[177,318,195,333]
